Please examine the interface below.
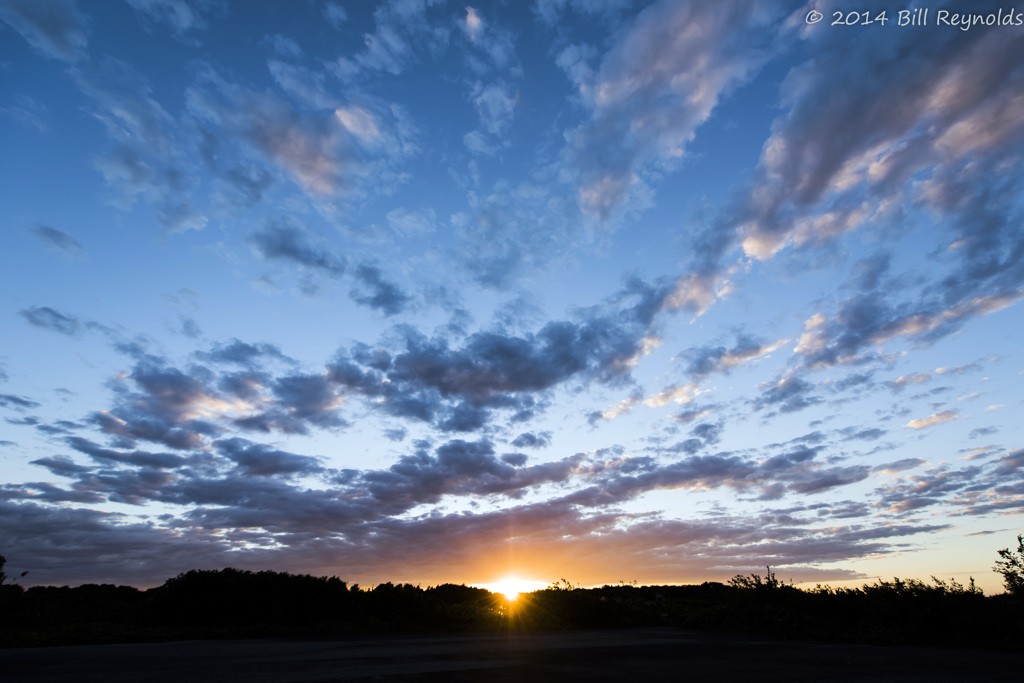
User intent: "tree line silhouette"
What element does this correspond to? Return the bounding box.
[1,535,1021,650]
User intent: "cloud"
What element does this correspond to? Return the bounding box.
[188,67,419,202]
[385,207,435,237]
[728,5,1024,356]
[249,216,346,277]
[168,286,198,309]
[93,411,201,451]
[30,225,85,256]
[887,372,931,393]
[458,5,518,76]
[560,440,877,508]
[847,253,891,291]
[196,339,293,369]
[323,2,347,29]
[328,277,672,431]
[671,407,714,424]
[642,6,1018,394]
[270,373,347,430]
[331,0,449,80]
[827,372,874,394]
[0,93,49,131]
[534,0,631,27]
[92,146,204,233]
[125,0,214,40]
[360,439,585,508]
[463,81,516,155]
[682,334,787,381]
[840,427,886,442]
[2,481,105,504]
[754,376,821,414]
[934,364,983,376]
[222,371,349,436]
[350,263,411,315]
[783,465,871,496]
[197,130,276,206]
[690,422,722,444]
[215,437,323,477]
[0,416,961,587]
[30,455,93,476]
[218,371,267,404]
[903,410,959,430]
[451,184,576,288]
[0,0,88,62]
[462,6,482,41]
[93,359,234,450]
[364,439,508,504]
[4,427,958,582]
[759,445,822,474]
[264,33,302,58]
[660,272,726,317]
[630,333,782,419]
[383,427,407,442]
[560,0,781,219]
[268,60,338,111]
[0,393,40,410]
[873,458,925,475]
[0,500,248,585]
[327,506,944,586]
[874,464,985,514]
[501,452,528,466]
[990,449,1024,476]
[19,306,87,336]
[447,180,734,295]
[35,419,83,436]
[174,317,200,339]
[73,56,173,156]
[643,384,698,409]
[187,70,350,196]
[739,9,1024,259]
[66,435,189,469]
[70,57,207,234]
[67,466,179,506]
[661,422,723,457]
[791,289,1022,373]
[510,431,551,449]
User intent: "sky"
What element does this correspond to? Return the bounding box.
[0,0,1022,594]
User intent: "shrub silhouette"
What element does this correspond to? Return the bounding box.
[426,583,492,604]
[153,568,351,626]
[728,566,794,591]
[993,533,1024,596]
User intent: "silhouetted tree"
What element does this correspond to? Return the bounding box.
[993,533,1024,596]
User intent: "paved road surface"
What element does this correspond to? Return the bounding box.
[1,628,1018,682]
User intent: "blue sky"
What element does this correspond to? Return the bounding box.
[1,0,1022,592]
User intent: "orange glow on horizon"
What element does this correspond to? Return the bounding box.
[477,577,547,602]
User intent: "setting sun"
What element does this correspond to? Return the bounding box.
[498,585,519,602]
[480,578,547,602]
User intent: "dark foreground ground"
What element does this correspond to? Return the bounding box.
[1,628,1019,682]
